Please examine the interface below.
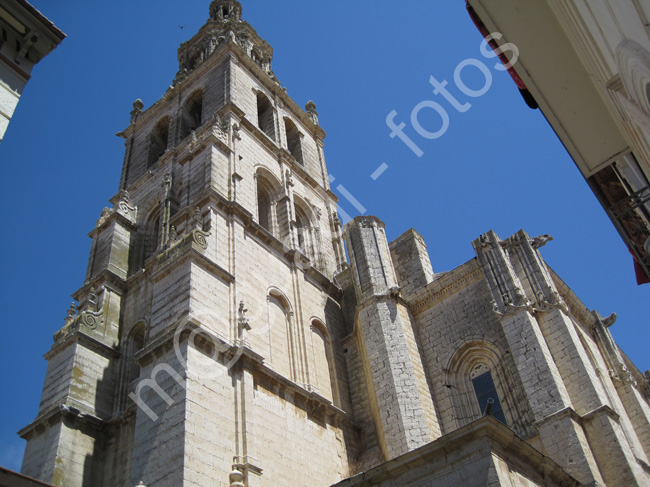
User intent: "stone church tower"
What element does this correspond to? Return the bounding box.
[19,2,650,486]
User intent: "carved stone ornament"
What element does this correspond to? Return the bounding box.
[212,114,229,142]
[610,363,637,387]
[117,190,137,220]
[491,288,532,317]
[532,289,569,314]
[188,131,199,153]
[162,173,172,189]
[191,207,210,250]
[232,122,241,141]
[531,234,553,249]
[331,211,342,230]
[360,217,376,229]
[53,288,105,342]
[238,300,251,331]
[95,191,137,228]
[95,207,112,228]
[169,225,178,243]
[305,100,319,124]
[130,99,144,125]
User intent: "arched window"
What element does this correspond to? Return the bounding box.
[257,178,274,233]
[294,203,312,257]
[267,291,293,380]
[143,210,161,262]
[256,91,275,140]
[284,118,303,165]
[295,205,308,251]
[446,341,524,432]
[180,91,203,141]
[126,324,145,386]
[147,117,170,167]
[309,320,336,403]
[255,169,288,239]
[293,197,320,266]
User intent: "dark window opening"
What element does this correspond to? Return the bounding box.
[257,180,273,232]
[472,371,506,425]
[180,92,203,141]
[294,204,309,254]
[127,327,145,385]
[144,215,160,262]
[284,118,304,165]
[147,117,170,167]
[256,92,276,140]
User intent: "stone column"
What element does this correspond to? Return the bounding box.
[234,364,263,487]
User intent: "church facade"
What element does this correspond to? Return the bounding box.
[19,2,650,486]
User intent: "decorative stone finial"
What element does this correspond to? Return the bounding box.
[229,462,245,487]
[305,100,319,125]
[130,99,144,124]
[87,287,98,312]
[64,303,76,326]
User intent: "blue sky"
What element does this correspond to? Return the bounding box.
[0,0,647,472]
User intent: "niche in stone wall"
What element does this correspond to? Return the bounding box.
[266,290,293,380]
[309,319,335,403]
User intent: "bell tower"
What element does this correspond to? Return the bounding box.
[20,2,352,486]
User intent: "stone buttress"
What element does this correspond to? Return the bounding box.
[343,216,441,461]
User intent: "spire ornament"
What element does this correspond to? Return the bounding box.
[210,0,243,22]
[176,0,275,82]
